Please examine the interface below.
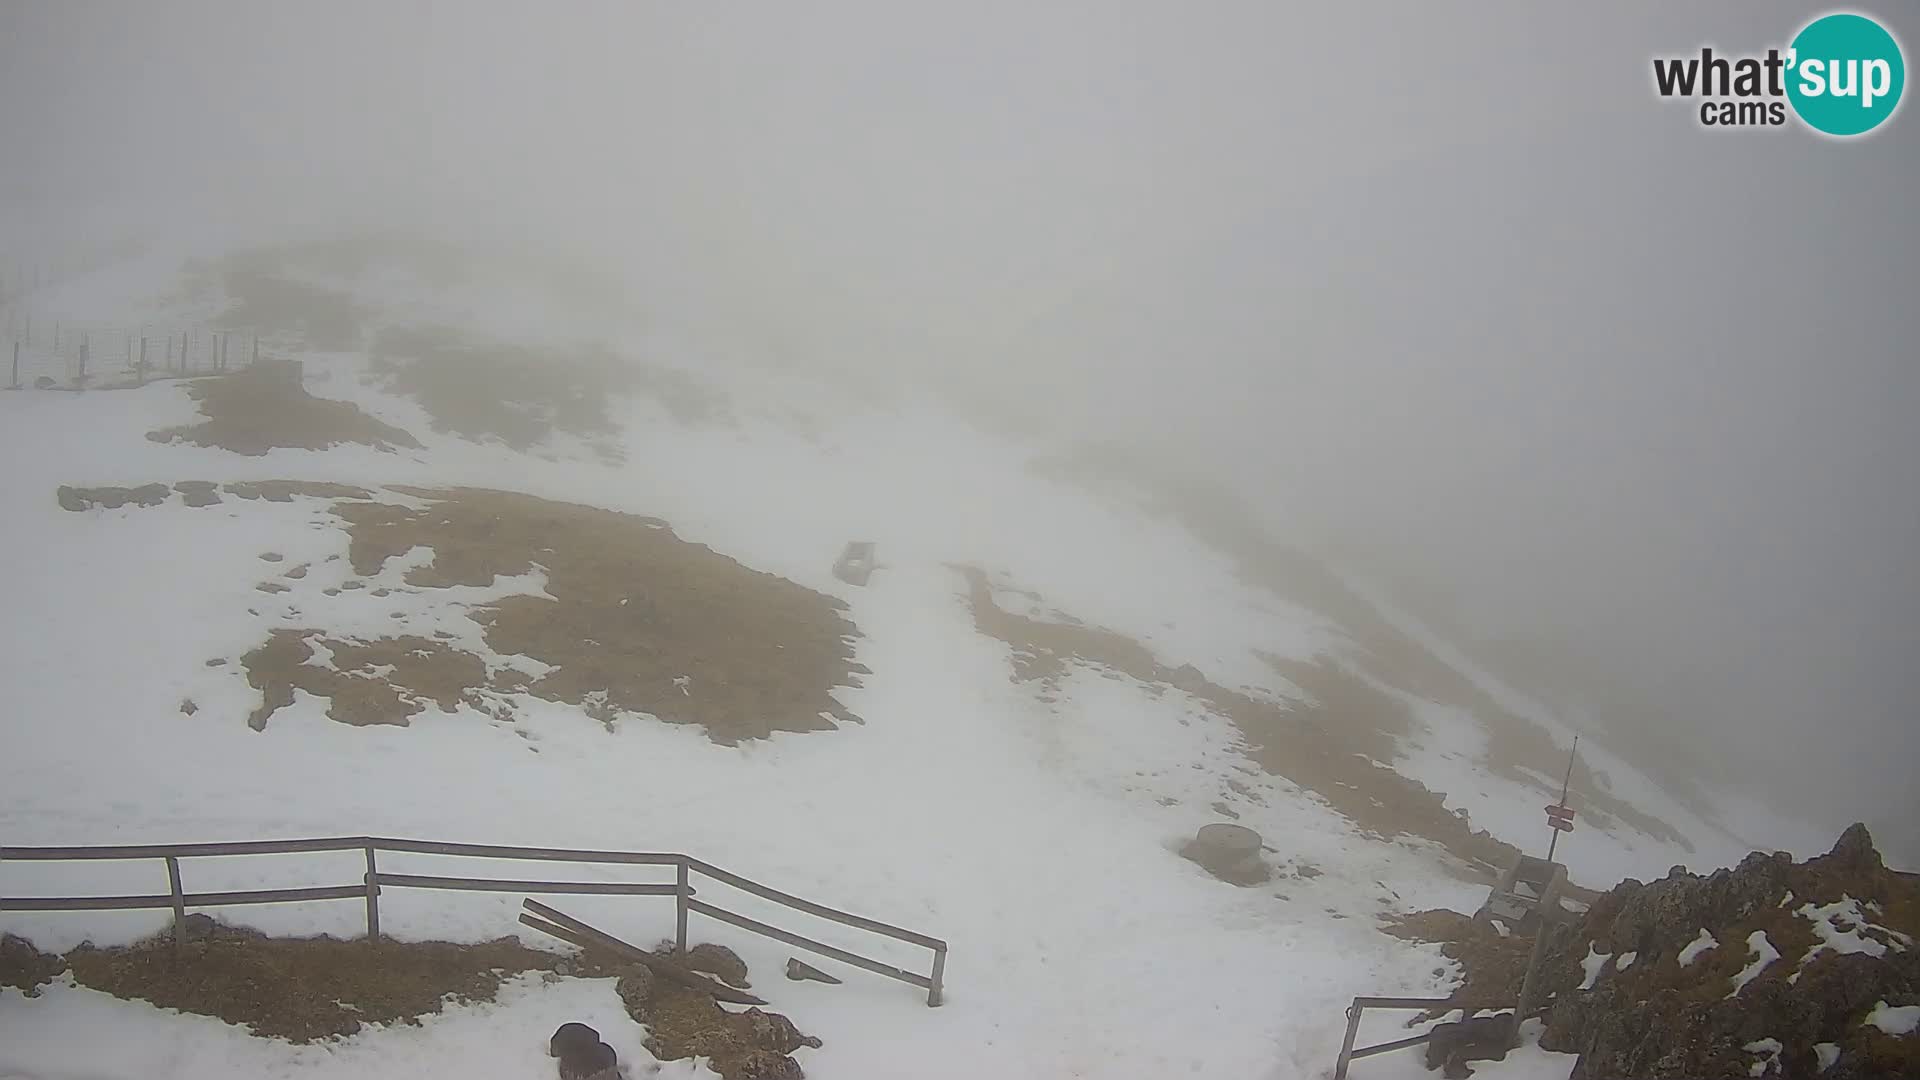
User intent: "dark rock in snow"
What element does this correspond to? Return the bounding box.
[785,957,842,985]
[686,942,751,988]
[1424,1013,1513,1078]
[549,1021,600,1059]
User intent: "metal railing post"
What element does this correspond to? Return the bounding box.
[1334,1000,1364,1080]
[675,859,689,955]
[1511,920,1557,1046]
[928,945,947,1007]
[363,845,380,943]
[165,856,187,954]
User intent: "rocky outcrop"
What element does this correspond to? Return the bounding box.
[614,944,821,1079]
[1531,824,1919,1078]
[0,933,67,996]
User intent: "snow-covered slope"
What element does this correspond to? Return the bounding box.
[0,248,1820,1079]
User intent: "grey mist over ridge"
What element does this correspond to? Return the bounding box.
[2,2,1915,864]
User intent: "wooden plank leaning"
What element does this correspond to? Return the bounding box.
[519,899,767,1006]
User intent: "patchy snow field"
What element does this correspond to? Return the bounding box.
[0,253,1805,1079]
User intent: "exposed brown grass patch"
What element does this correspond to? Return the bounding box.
[956,566,1520,876]
[56,483,172,511]
[1,933,66,996]
[147,365,420,456]
[1381,909,1535,1011]
[227,480,373,502]
[63,921,574,1042]
[333,488,861,743]
[242,630,494,730]
[124,482,864,744]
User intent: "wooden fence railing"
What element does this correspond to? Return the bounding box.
[0,836,947,1006]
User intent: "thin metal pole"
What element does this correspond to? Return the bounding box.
[927,945,947,1007]
[1547,735,1577,863]
[165,856,187,953]
[10,340,17,388]
[1512,921,1557,1047]
[363,846,381,943]
[675,859,690,955]
[1334,1000,1364,1080]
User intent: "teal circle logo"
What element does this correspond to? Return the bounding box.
[1786,13,1905,136]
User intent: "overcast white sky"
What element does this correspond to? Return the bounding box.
[2,2,1914,857]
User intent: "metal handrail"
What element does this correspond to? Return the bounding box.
[1,835,948,1006]
[1332,996,1516,1080]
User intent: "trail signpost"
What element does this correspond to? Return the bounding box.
[1544,736,1578,861]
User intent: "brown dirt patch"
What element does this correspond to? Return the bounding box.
[242,630,494,730]
[227,480,373,502]
[166,483,864,743]
[328,487,862,743]
[1381,910,1536,1012]
[1,933,67,996]
[957,566,1520,876]
[61,920,573,1042]
[56,483,172,512]
[175,480,224,506]
[367,324,728,454]
[147,364,420,456]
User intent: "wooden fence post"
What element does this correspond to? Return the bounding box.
[675,859,690,955]
[928,944,947,1007]
[364,846,381,943]
[252,334,260,366]
[138,337,148,383]
[78,334,88,383]
[165,856,187,954]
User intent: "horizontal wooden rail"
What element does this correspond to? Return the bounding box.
[684,856,947,951]
[373,872,684,897]
[688,897,933,990]
[2,837,373,860]
[369,838,683,865]
[2,884,365,912]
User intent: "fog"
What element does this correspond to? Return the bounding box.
[3,3,1915,859]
